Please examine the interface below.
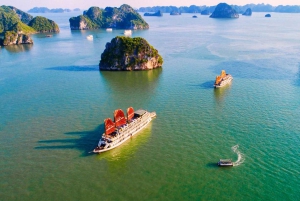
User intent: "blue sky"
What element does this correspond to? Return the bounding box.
[2,0,300,11]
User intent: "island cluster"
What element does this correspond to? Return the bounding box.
[0,6,59,46]
[1,2,291,69]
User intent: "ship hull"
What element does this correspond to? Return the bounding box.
[93,111,156,153]
[214,75,233,88]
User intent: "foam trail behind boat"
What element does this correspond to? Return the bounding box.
[231,145,245,166]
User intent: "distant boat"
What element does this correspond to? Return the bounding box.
[192,15,198,18]
[86,35,93,40]
[45,35,52,37]
[217,159,233,166]
[214,70,233,88]
[106,28,113,31]
[124,30,132,35]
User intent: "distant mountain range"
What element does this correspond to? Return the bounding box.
[28,7,80,13]
[138,4,300,13]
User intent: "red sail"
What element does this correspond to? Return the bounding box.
[127,107,134,121]
[104,118,115,135]
[114,109,127,128]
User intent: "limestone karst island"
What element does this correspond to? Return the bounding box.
[210,3,239,18]
[69,4,149,30]
[99,36,163,71]
[0,5,59,46]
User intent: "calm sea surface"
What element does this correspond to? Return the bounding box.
[1,12,300,200]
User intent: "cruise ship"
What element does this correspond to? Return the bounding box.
[93,107,156,153]
[214,70,233,88]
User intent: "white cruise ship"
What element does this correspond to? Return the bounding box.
[93,107,156,153]
[213,70,233,88]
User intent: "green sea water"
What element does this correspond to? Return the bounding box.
[1,12,300,200]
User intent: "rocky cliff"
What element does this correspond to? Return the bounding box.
[99,36,163,71]
[210,3,239,18]
[28,16,60,32]
[69,4,149,30]
[2,31,33,45]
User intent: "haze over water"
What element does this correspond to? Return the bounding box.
[1,12,300,200]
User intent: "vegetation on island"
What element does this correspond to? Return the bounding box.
[99,36,163,71]
[0,5,59,45]
[210,3,239,18]
[2,31,17,45]
[0,6,35,34]
[8,6,33,24]
[28,16,60,32]
[2,30,33,45]
[69,4,149,30]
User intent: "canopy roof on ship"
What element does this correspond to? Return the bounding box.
[134,109,147,116]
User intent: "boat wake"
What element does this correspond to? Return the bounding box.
[231,145,245,166]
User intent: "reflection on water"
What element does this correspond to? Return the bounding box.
[213,83,232,102]
[4,44,33,53]
[101,68,162,86]
[100,69,162,106]
[96,123,153,171]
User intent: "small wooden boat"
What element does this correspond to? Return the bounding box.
[217,159,233,166]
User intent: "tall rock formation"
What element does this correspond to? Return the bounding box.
[28,16,60,32]
[210,3,239,18]
[2,31,33,45]
[69,4,149,30]
[242,8,252,16]
[99,36,163,71]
